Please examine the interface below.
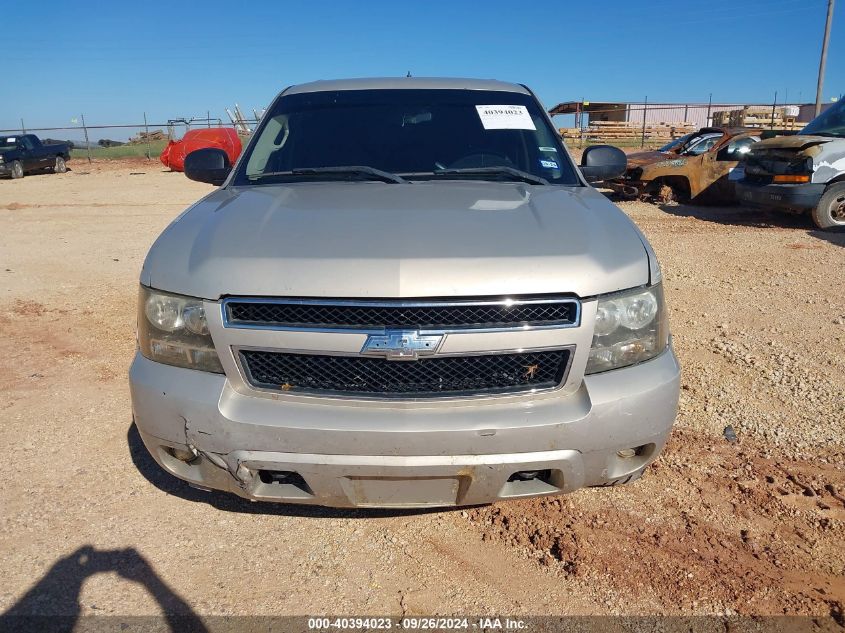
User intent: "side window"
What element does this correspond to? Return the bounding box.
[717,137,758,161]
[20,137,35,151]
[682,134,721,156]
[686,136,718,156]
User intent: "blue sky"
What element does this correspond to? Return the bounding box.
[2,0,841,133]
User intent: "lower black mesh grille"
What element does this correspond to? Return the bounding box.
[239,349,570,397]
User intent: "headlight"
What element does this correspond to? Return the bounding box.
[137,286,223,373]
[585,284,668,374]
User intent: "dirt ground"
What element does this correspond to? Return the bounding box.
[0,160,843,624]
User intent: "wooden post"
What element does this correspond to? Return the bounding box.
[20,118,26,134]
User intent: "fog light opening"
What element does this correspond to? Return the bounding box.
[617,444,652,459]
[166,446,197,463]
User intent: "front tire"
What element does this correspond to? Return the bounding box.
[811,182,845,230]
[54,156,67,173]
[10,160,23,179]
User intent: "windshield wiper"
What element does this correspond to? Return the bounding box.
[425,166,549,185]
[250,166,407,184]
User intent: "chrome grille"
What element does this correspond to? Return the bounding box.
[224,297,579,331]
[239,349,571,398]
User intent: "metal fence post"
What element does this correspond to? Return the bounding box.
[578,97,585,149]
[143,112,151,160]
[706,93,712,126]
[641,96,648,148]
[771,91,778,130]
[80,114,92,163]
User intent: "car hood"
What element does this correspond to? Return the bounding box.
[625,151,675,168]
[141,181,651,299]
[753,135,833,151]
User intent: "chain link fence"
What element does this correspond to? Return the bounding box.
[0,114,258,162]
[554,98,818,148]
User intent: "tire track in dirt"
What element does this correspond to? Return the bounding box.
[464,428,845,617]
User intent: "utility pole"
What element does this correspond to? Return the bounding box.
[815,0,835,116]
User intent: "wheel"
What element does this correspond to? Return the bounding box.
[811,182,845,230]
[54,156,67,173]
[650,177,690,204]
[10,160,23,179]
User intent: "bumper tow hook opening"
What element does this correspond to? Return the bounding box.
[258,470,312,493]
[508,469,552,483]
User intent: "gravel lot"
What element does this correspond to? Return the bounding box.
[0,161,843,623]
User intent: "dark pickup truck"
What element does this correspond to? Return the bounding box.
[0,134,71,179]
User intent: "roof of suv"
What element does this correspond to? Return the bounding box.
[284,77,531,96]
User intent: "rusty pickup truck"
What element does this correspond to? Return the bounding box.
[607,127,760,203]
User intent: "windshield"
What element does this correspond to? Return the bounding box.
[801,99,845,137]
[658,133,694,153]
[0,137,18,151]
[235,88,579,186]
[678,132,723,156]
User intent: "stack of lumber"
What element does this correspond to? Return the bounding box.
[711,107,806,130]
[559,121,696,141]
[128,129,167,144]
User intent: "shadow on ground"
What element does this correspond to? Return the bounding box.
[126,421,463,519]
[656,202,845,248]
[0,546,207,633]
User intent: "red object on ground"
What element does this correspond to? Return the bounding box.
[160,128,242,172]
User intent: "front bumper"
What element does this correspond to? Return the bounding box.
[130,348,680,508]
[736,181,825,212]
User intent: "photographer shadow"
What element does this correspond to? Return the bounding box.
[1,545,208,633]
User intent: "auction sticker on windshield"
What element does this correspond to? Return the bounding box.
[475,105,536,130]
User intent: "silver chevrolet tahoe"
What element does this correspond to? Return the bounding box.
[130,78,681,508]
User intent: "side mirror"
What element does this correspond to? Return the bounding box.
[580,145,627,182]
[184,148,231,185]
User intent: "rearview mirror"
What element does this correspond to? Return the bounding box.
[184,148,231,185]
[579,145,627,182]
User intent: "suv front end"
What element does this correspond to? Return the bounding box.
[129,78,680,508]
[130,283,678,507]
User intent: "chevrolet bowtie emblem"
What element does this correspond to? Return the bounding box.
[361,330,443,361]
